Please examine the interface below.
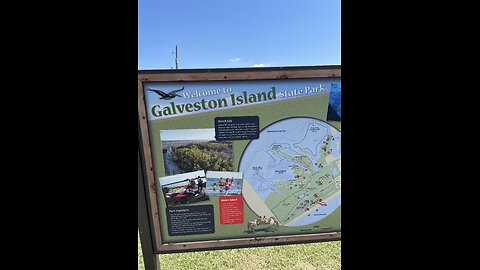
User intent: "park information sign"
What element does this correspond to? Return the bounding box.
[138,66,341,253]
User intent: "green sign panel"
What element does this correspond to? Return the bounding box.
[138,66,341,253]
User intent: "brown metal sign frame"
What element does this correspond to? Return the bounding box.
[138,65,341,254]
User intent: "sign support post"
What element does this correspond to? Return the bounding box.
[138,150,161,270]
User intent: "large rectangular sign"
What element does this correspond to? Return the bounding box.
[138,66,341,253]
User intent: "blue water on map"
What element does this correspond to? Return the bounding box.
[330,133,341,159]
[332,167,339,177]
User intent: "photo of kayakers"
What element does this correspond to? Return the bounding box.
[159,170,209,206]
[205,171,243,196]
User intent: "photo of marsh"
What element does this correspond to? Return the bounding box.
[160,128,233,175]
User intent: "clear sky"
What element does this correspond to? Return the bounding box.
[138,0,341,70]
[159,170,205,186]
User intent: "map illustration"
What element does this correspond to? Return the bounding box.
[239,117,341,227]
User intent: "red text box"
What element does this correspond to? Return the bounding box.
[219,195,244,224]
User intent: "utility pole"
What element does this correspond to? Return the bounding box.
[175,45,178,69]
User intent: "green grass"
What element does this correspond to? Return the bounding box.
[138,235,145,270]
[139,233,340,270]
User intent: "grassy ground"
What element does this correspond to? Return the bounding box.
[138,233,340,270]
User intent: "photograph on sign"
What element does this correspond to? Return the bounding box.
[138,68,341,252]
[159,170,208,206]
[205,171,243,196]
[327,83,341,121]
[160,128,233,175]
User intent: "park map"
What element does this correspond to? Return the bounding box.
[240,118,341,227]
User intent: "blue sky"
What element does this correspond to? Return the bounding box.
[138,0,341,70]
